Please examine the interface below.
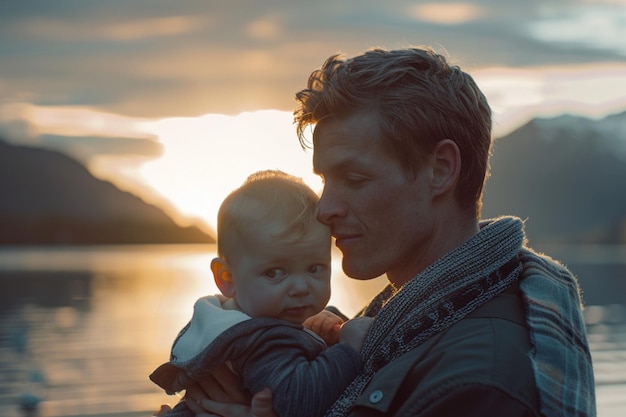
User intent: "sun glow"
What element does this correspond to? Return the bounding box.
[4,63,625,236]
[137,110,323,232]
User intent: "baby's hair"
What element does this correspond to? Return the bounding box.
[216,170,321,262]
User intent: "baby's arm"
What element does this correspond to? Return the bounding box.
[339,316,373,352]
[303,309,344,345]
[239,323,362,417]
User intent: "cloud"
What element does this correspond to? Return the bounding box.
[12,15,208,42]
[408,3,486,25]
[4,0,624,233]
[39,134,162,161]
[474,63,626,136]
[0,102,161,162]
[525,3,626,56]
[0,118,39,145]
[1,0,624,120]
[246,15,284,40]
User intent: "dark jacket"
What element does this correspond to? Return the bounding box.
[348,287,542,417]
[150,296,362,417]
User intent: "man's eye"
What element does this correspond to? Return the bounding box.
[345,174,367,186]
[264,268,286,280]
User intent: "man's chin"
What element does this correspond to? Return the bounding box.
[342,259,381,281]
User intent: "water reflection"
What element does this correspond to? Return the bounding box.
[0,244,623,416]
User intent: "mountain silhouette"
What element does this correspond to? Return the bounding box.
[0,139,214,245]
[1,110,625,245]
[483,110,626,244]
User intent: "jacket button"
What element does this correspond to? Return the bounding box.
[369,390,383,404]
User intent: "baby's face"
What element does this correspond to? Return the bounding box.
[229,220,332,324]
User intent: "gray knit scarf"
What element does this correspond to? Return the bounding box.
[324,217,525,416]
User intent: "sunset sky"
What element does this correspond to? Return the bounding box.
[1,0,625,234]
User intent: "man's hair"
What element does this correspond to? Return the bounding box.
[216,170,321,261]
[294,46,492,215]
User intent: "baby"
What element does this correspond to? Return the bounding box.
[150,170,372,417]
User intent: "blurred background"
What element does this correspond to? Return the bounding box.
[0,1,624,416]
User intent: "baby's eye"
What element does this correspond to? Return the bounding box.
[264,268,287,280]
[308,264,328,275]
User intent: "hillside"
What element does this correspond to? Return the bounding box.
[0,139,214,245]
[1,110,625,246]
[483,111,626,244]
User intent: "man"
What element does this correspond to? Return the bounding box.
[169,46,596,417]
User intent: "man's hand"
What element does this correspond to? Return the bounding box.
[148,363,250,417]
[191,387,277,417]
[303,309,344,345]
[185,364,251,404]
[153,404,171,416]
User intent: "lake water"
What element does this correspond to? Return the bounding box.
[0,244,623,417]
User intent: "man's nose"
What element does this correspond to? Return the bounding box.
[317,187,344,225]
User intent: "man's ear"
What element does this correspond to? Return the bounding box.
[211,257,235,298]
[430,139,461,197]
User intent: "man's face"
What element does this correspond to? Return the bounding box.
[312,111,437,286]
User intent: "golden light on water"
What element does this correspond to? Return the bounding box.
[1,244,624,415]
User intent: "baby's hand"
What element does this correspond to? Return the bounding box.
[303,310,344,345]
[339,317,373,352]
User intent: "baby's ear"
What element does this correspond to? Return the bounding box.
[211,257,235,297]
